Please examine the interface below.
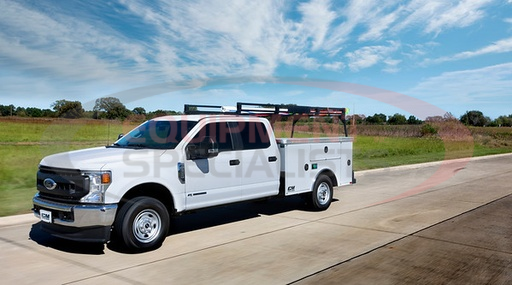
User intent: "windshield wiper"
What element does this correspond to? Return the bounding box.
[126,143,147,149]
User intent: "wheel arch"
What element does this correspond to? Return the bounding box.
[118,183,176,217]
[315,169,338,187]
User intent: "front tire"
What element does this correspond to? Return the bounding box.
[114,197,169,251]
[310,175,333,211]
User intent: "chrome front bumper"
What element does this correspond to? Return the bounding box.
[33,194,117,228]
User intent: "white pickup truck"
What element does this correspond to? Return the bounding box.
[33,103,355,250]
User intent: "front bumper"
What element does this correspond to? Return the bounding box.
[33,194,117,242]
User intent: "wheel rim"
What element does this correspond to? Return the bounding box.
[317,182,331,205]
[133,209,162,243]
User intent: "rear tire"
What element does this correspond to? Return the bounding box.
[310,175,333,211]
[114,197,169,251]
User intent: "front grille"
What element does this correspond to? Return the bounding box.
[37,166,90,201]
[39,165,82,176]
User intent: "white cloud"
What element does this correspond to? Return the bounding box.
[120,0,290,77]
[0,0,508,113]
[425,37,512,64]
[323,61,345,71]
[392,0,492,36]
[345,41,400,71]
[383,59,402,73]
[0,1,150,84]
[358,10,400,42]
[425,0,491,35]
[323,0,378,50]
[408,63,512,116]
[296,0,336,50]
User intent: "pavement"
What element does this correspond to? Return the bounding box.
[0,153,511,284]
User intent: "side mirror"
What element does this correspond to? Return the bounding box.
[186,137,219,160]
[117,133,124,139]
[201,137,219,158]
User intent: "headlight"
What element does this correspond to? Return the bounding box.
[80,171,112,203]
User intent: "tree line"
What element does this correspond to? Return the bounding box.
[0,97,180,121]
[347,111,511,127]
[1,98,511,127]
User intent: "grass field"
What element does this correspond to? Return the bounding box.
[0,117,511,217]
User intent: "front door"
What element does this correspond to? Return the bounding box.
[184,121,241,210]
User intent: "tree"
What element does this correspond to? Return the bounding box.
[493,115,512,127]
[460,110,489,127]
[15,107,26,117]
[93,97,130,119]
[387,113,407,125]
[52,100,84,118]
[348,114,365,124]
[52,100,66,112]
[58,101,84,119]
[407,115,422,125]
[132,107,146,116]
[25,107,44,117]
[365,113,387,124]
[0,104,15,116]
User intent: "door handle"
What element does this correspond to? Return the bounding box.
[268,156,277,162]
[229,159,240,166]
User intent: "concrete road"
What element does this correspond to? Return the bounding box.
[0,154,510,285]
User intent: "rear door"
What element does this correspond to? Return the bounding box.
[231,121,280,200]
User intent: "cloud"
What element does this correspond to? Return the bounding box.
[323,1,378,50]
[424,0,492,35]
[424,37,512,65]
[358,10,400,42]
[383,59,402,73]
[0,1,151,84]
[0,0,507,113]
[323,61,345,71]
[345,41,400,71]
[392,0,492,36]
[296,0,336,50]
[122,0,289,74]
[407,62,512,116]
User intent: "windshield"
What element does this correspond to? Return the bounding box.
[113,120,197,149]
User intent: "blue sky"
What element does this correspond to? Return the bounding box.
[1,0,511,119]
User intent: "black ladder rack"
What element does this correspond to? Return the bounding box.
[184,102,348,137]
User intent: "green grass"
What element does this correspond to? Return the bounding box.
[0,119,511,217]
[0,119,127,143]
[0,119,132,216]
[353,136,446,170]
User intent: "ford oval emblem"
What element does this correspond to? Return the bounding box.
[43,178,57,190]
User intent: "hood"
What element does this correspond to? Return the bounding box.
[39,146,168,171]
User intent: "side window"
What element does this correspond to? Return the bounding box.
[191,122,233,152]
[233,122,271,150]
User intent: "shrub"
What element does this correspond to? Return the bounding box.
[421,124,438,137]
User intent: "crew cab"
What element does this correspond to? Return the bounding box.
[33,103,354,250]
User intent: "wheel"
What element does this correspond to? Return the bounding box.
[114,197,169,251]
[310,175,333,211]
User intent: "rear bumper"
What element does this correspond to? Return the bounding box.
[33,194,117,242]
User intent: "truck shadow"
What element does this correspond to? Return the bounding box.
[168,196,314,235]
[29,196,338,254]
[29,222,106,255]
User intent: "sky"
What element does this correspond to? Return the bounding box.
[1,0,511,119]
